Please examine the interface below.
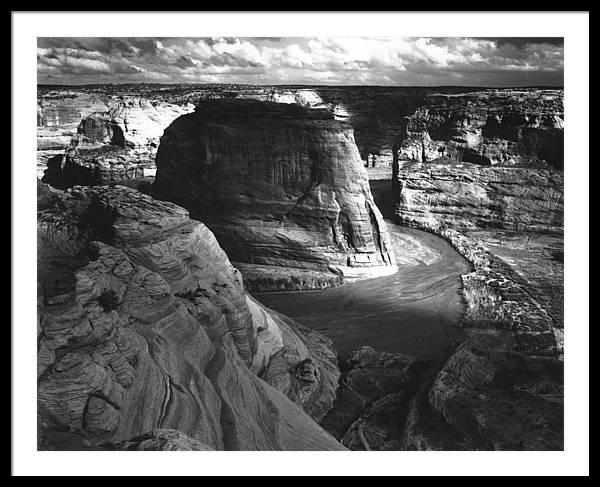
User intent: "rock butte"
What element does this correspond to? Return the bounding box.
[37,92,112,178]
[152,99,397,290]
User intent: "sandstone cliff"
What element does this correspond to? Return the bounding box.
[153,99,397,290]
[394,89,564,169]
[38,86,564,179]
[394,162,564,234]
[37,92,112,178]
[391,161,564,450]
[320,161,564,450]
[37,184,343,450]
[41,98,194,189]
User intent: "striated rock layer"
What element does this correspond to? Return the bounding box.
[37,92,112,179]
[393,89,564,169]
[392,161,563,450]
[402,227,564,450]
[41,98,194,189]
[38,86,564,181]
[153,99,397,289]
[394,162,564,234]
[37,184,343,450]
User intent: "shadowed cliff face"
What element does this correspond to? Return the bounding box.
[37,184,343,451]
[390,160,564,450]
[153,99,397,289]
[37,86,564,183]
[393,90,564,169]
[35,86,565,451]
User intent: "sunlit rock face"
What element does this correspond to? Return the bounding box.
[153,99,397,290]
[41,98,194,189]
[394,89,564,169]
[236,88,331,110]
[394,162,564,234]
[392,159,564,450]
[37,92,112,178]
[37,92,112,137]
[37,184,343,451]
[37,86,565,181]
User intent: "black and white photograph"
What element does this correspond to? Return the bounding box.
[12,11,589,477]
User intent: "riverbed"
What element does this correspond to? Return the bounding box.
[253,181,472,359]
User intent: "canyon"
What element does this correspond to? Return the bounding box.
[37,84,564,451]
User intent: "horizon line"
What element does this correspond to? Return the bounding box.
[37,82,565,89]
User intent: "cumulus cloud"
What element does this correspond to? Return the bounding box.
[37,37,563,86]
[173,56,196,69]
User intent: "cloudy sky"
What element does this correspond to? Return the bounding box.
[37,37,564,86]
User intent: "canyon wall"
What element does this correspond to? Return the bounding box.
[153,99,397,290]
[41,98,194,189]
[37,92,111,178]
[394,89,564,169]
[394,162,564,234]
[325,160,564,450]
[37,183,343,450]
[391,159,564,450]
[36,85,565,451]
[38,85,564,180]
[314,86,430,168]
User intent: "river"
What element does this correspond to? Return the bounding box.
[253,181,472,359]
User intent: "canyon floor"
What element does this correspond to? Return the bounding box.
[255,181,472,359]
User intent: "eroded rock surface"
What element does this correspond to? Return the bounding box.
[394,89,564,169]
[320,346,429,450]
[153,99,397,290]
[37,185,343,450]
[41,98,194,188]
[427,330,563,450]
[395,162,563,234]
[35,85,565,452]
[106,429,214,451]
[38,85,564,180]
[392,160,563,450]
[37,91,112,178]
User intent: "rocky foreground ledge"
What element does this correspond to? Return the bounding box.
[152,99,397,291]
[388,161,564,450]
[37,182,343,451]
